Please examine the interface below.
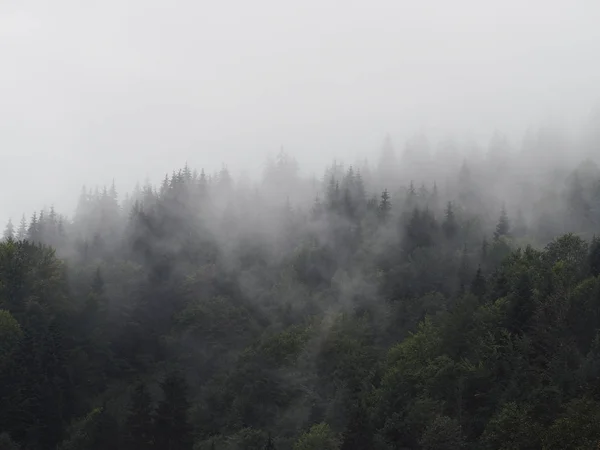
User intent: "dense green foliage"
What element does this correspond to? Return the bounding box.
[3,142,600,449]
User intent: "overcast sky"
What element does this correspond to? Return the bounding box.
[2,0,600,225]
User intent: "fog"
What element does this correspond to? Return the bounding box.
[2,0,600,225]
[6,3,600,448]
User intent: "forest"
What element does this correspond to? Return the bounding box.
[3,127,600,450]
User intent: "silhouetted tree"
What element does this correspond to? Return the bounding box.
[124,382,155,450]
[154,373,193,450]
[471,266,486,298]
[3,219,14,241]
[16,215,27,241]
[378,189,391,222]
[443,202,458,239]
[494,205,510,240]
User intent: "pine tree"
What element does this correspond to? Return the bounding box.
[264,433,276,450]
[442,202,458,239]
[471,266,486,298]
[405,181,417,210]
[311,195,324,221]
[28,212,38,242]
[326,176,337,212]
[110,179,118,202]
[154,372,193,450]
[57,216,66,239]
[161,174,170,197]
[418,183,429,202]
[589,236,600,277]
[568,172,592,226]
[457,244,470,292]
[481,237,489,261]
[342,188,354,219]
[429,181,439,211]
[404,207,439,252]
[183,163,192,181]
[354,171,366,206]
[334,181,341,212]
[74,185,89,225]
[37,210,45,242]
[378,189,391,221]
[17,215,27,240]
[3,219,14,241]
[124,382,155,450]
[494,205,510,240]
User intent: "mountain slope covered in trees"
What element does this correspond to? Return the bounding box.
[3,133,600,449]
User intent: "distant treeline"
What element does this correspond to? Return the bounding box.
[3,132,600,449]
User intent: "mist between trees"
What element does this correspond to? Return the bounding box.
[3,119,600,449]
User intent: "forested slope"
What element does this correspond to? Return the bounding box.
[3,137,600,449]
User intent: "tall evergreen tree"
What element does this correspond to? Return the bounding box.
[442,202,458,239]
[3,219,14,241]
[124,382,155,450]
[429,181,440,211]
[378,189,391,222]
[27,212,38,242]
[405,181,417,211]
[16,215,27,241]
[154,372,193,450]
[471,266,486,298]
[457,244,470,292]
[494,205,510,240]
[481,237,489,261]
[264,433,276,450]
[589,236,600,277]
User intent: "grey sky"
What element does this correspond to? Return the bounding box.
[1,0,600,225]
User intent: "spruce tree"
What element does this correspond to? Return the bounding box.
[342,188,354,219]
[124,382,155,450]
[154,372,193,450]
[405,181,417,210]
[326,176,337,212]
[37,210,45,242]
[471,266,486,298]
[311,195,324,221]
[3,219,14,241]
[429,181,439,211]
[589,236,600,277]
[494,205,510,240]
[418,183,429,202]
[17,215,27,240]
[28,212,38,242]
[264,433,276,450]
[457,244,470,292]
[378,189,391,221]
[442,202,458,239]
[481,237,489,261]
